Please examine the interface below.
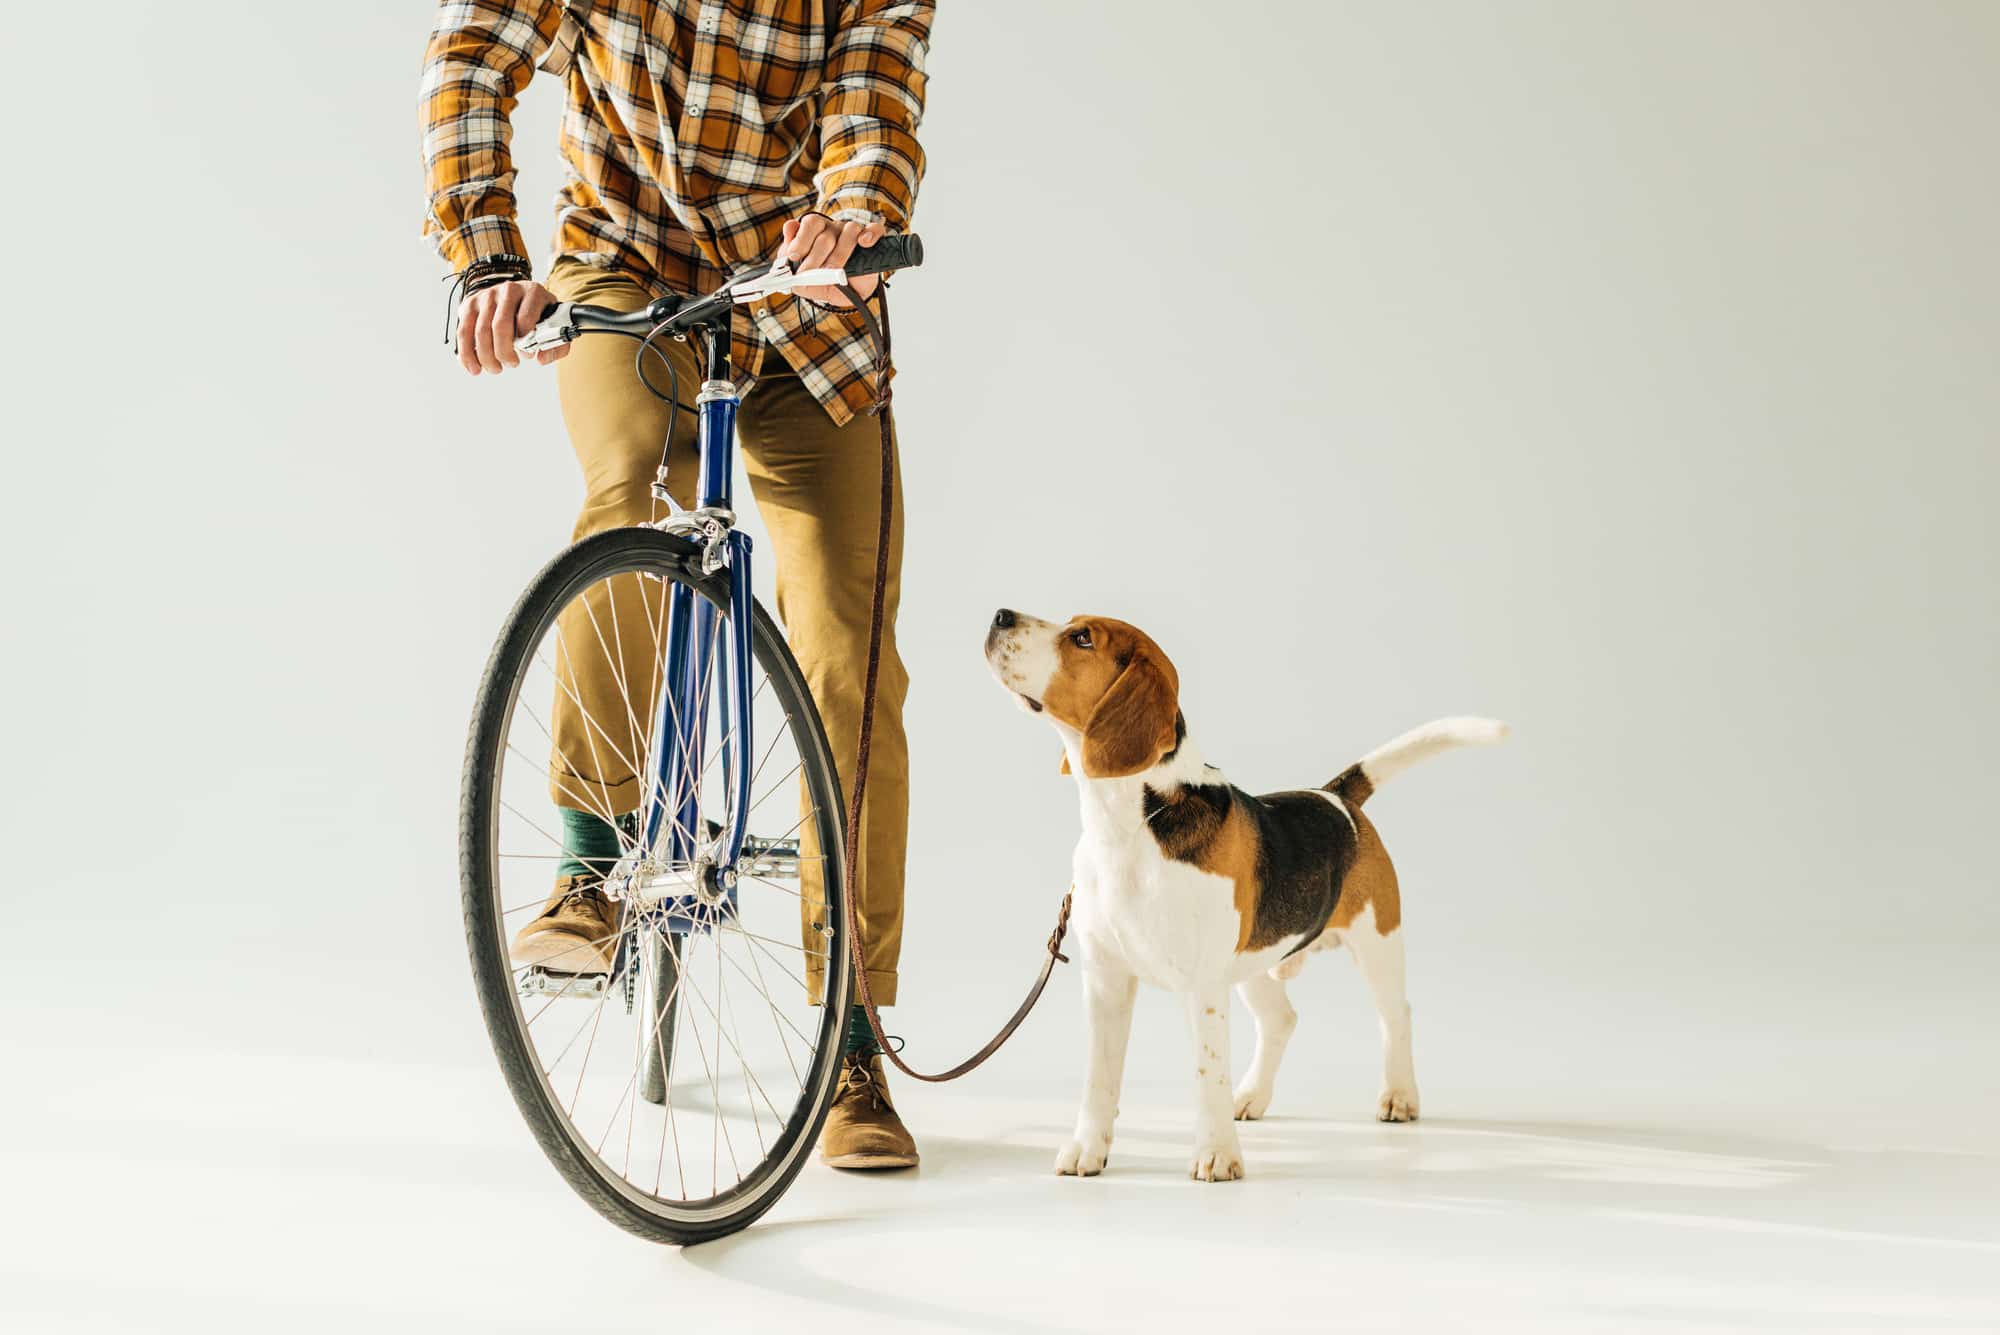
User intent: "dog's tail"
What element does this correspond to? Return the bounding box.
[1326,716,1508,807]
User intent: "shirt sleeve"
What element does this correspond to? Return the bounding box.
[814,0,933,230]
[419,0,565,270]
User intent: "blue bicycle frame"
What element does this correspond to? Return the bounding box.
[511,233,919,937]
[639,322,756,932]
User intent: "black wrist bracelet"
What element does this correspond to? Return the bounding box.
[461,253,534,294]
[441,253,535,346]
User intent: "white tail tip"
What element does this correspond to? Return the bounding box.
[1451,716,1510,745]
[1357,716,1509,790]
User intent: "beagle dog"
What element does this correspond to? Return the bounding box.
[984,609,1505,1182]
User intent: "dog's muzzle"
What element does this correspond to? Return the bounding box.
[984,608,1044,710]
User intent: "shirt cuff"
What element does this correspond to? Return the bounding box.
[432,214,533,273]
[824,205,893,229]
[817,179,910,233]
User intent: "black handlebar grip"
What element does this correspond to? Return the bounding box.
[843,232,924,278]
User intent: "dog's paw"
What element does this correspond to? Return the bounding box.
[1189,1132,1245,1182]
[1376,1086,1420,1123]
[1232,1081,1274,1121]
[1055,1137,1109,1177]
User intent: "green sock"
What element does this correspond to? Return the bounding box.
[843,1005,881,1058]
[558,806,625,881]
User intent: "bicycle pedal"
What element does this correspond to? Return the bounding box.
[518,966,611,1001]
[740,835,800,880]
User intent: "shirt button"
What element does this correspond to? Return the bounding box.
[687,104,703,117]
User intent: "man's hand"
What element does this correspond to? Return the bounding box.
[457,278,567,375]
[780,215,887,308]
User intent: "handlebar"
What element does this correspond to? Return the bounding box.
[838,232,922,277]
[514,232,924,358]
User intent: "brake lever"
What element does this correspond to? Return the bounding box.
[514,301,578,357]
[727,264,852,304]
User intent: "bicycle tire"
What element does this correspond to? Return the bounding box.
[461,526,853,1245]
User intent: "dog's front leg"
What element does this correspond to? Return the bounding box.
[1056,958,1136,1177]
[1184,985,1245,1181]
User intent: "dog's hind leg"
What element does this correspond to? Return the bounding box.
[1231,971,1296,1121]
[1056,959,1137,1177]
[1345,907,1418,1121]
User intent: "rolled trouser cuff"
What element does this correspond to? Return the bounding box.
[548,766,645,821]
[808,965,897,1009]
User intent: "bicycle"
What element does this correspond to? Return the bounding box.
[458,235,923,1244]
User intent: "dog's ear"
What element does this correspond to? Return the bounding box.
[1059,750,1071,775]
[1080,649,1179,778]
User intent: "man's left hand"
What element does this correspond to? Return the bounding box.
[780,214,887,308]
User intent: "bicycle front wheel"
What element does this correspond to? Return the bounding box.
[460,527,853,1244]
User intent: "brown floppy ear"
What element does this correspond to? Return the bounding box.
[1059,751,1071,775]
[1080,653,1180,778]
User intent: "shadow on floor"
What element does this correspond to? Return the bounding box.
[681,1111,2000,1327]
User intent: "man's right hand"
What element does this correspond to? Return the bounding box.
[457,278,567,375]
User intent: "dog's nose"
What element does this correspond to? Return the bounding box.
[992,608,1016,630]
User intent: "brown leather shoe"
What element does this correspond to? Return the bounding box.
[820,1054,919,1169]
[510,874,622,973]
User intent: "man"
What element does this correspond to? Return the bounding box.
[420,0,932,1169]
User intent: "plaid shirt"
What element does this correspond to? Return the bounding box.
[421,1,932,424]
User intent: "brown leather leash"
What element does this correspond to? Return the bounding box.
[832,277,1072,1082]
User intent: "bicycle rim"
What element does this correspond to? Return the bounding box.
[460,528,852,1244]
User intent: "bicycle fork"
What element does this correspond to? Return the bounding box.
[639,327,755,930]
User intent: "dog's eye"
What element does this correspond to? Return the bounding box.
[1070,628,1094,649]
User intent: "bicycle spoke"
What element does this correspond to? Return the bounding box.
[574,586,655,778]
[537,627,704,854]
[752,804,820,856]
[728,920,827,961]
[599,929,695,1164]
[717,937,770,1156]
[741,872,810,904]
[723,921,820,1059]
[474,542,852,1226]
[539,633,647,804]
[665,956,740,1193]
[498,797,574,858]
[734,924,816,998]
[545,625,643,801]
[710,938,730,1193]
[745,703,795,789]
[737,926,808,1088]
[507,739,630,844]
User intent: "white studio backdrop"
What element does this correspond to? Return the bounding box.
[0,0,1993,1196]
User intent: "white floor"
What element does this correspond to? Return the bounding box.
[7,938,1996,1333]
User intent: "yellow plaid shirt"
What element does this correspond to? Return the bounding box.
[420,0,932,424]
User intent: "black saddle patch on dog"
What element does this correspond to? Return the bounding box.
[1252,791,1357,954]
[1142,780,1357,953]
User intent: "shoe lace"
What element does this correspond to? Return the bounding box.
[841,1054,891,1110]
[548,880,608,919]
